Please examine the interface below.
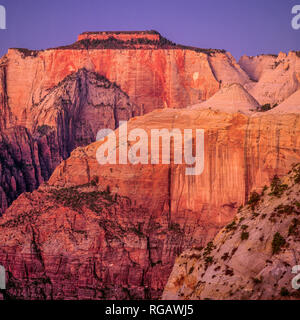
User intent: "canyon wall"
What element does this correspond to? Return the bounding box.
[0,32,253,214]
[0,32,299,300]
[0,68,138,214]
[0,35,251,126]
[0,109,299,299]
[163,165,300,300]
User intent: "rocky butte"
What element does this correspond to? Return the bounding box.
[77,30,161,42]
[0,31,299,300]
[0,30,260,214]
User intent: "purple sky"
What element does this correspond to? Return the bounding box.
[0,0,299,59]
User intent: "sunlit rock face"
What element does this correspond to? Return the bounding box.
[1,109,300,299]
[0,32,300,300]
[239,52,300,106]
[0,67,138,214]
[163,165,300,300]
[190,83,260,114]
[0,31,252,214]
[0,31,250,124]
[267,88,300,114]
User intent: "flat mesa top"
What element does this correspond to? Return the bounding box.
[79,30,160,35]
[77,30,162,43]
[9,30,226,56]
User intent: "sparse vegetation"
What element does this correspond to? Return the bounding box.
[269,175,288,198]
[225,267,234,276]
[274,204,294,216]
[188,266,194,274]
[252,277,263,284]
[48,184,116,213]
[204,256,213,265]
[189,253,202,260]
[247,191,261,210]
[203,241,216,257]
[14,48,39,58]
[261,185,268,196]
[292,163,300,184]
[259,104,272,112]
[193,246,203,252]
[280,287,290,297]
[90,176,99,186]
[288,218,299,236]
[272,232,286,254]
[221,252,229,261]
[225,221,237,232]
[55,33,226,56]
[241,231,249,240]
[257,103,278,112]
[203,241,215,268]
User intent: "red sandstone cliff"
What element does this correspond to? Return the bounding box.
[0,31,252,214]
[0,109,299,299]
[0,68,138,214]
[0,32,299,300]
[0,31,251,125]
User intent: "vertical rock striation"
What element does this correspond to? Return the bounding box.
[0,109,299,299]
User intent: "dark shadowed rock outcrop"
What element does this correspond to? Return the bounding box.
[0,68,139,214]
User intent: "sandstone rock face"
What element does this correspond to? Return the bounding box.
[239,54,277,82]
[0,126,55,215]
[0,68,138,214]
[208,52,250,86]
[239,52,300,105]
[0,109,300,299]
[29,68,139,158]
[0,32,253,214]
[163,165,300,300]
[268,89,300,114]
[0,33,250,122]
[190,83,260,114]
[0,32,300,300]
[50,109,300,220]
[0,185,181,299]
